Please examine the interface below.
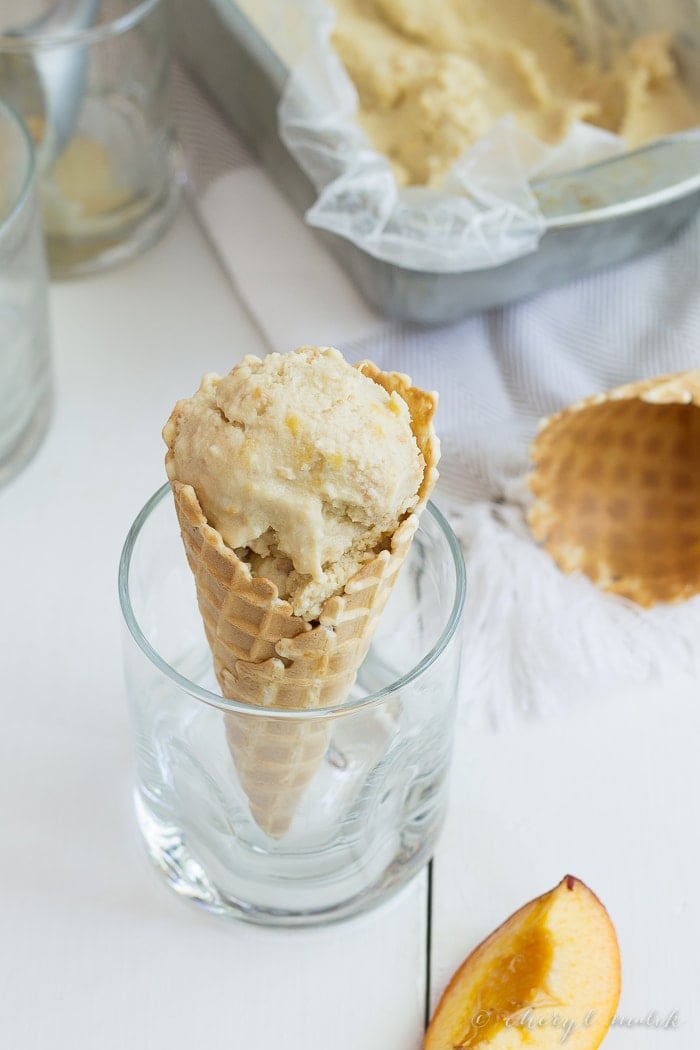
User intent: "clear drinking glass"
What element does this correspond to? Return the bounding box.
[0,0,181,277]
[0,100,51,486]
[119,484,466,926]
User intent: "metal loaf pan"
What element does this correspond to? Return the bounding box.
[174,0,700,324]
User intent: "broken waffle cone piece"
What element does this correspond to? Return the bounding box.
[526,370,700,607]
[165,362,439,838]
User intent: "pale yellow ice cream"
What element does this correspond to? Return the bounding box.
[329,0,700,187]
[163,346,426,619]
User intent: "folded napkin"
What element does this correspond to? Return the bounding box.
[174,65,700,725]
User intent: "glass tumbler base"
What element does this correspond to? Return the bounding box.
[134,789,438,928]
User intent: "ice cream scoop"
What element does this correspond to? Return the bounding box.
[164,345,427,618]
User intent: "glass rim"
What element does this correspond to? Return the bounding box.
[0,100,35,239]
[118,483,466,719]
[0,0,161,51]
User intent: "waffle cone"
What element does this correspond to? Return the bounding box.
[165,362,439,837]
[526,370,700,607]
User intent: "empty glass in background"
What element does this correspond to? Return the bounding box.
[119,484,466,926]
[0,100,51,486]
[0,0,181,277]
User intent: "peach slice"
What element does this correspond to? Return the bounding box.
[424,876,620,1049]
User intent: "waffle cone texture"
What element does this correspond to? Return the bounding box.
[165,361,439,837]
[527,370,700,607]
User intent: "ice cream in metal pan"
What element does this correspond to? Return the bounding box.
[174,0,700,321]
[329,0,700,188]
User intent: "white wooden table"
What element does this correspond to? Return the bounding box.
[1,197,697,1049]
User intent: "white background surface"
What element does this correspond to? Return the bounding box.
[1,197,698,1049]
